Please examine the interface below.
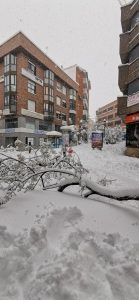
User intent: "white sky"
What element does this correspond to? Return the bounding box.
[0,0,124,118]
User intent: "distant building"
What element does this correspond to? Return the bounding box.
[118,0,139,157]
[64,65,91,129]
[96,100,124,128]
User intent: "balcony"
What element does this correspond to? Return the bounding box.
[118,64,129,92]
[129,23,139,51]
[120,23,139,64]
[121,3,131,32]
[117,96,127,117]
[21,109,44,120]
[121,1,139,32]
[119,58,139,92]
[44,113,54,121]
[21,68,43,86]
[120,32,129,63]
[2,108,11,115]
[128,58,139,82]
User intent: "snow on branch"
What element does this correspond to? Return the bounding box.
[0,142,139,206]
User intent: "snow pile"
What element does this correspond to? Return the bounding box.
[0,142,139,299]
[0,206,139,300]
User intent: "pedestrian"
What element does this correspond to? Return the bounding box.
[62,145,67,157]
[28,141,32,154]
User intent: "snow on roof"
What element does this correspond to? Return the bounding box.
[46,131,62,137]
[60,125,76,131]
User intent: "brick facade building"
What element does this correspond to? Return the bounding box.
[0,32,83,147]
[96,100,124,128]
[64,65,91,129]
[118,0,139,157]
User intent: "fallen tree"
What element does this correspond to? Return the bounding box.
[0,144,139,205]
[58,177,139,201]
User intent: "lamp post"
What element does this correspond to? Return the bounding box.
[103,119,107,138]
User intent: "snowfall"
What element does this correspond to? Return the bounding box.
[0,142,139,300]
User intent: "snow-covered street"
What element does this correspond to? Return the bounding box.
[0,142,139,300]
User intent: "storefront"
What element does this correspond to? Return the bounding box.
[125,113,139,157]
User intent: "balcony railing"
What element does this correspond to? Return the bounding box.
[44,113,54,121]
[117,96,127,117]
[119,58,139,92]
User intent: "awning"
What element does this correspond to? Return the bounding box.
[46,131,62,137]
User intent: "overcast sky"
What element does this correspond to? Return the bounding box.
[0,0,124,118]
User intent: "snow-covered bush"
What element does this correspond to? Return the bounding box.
[105,126,125,144]
[0,144,87,205]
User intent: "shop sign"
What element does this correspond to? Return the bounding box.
[91,131,103,149]
[127,92,139,107]
[126,113,139,124]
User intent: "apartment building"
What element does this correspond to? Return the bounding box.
[118,0,139,157]
[0,32,79,147]
[96,100,123,127]
[64,65,91,129]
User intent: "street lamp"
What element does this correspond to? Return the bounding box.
[103,119,107,137]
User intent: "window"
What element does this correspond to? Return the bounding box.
[108,114,113,119]
[108,106,113,111]
[61,113,66,121]
[62,99,66,108]
[56,96,61,106]
[28,80,36,94]
[11,75,16,92]
[69,113,75,125]
[4,95,9,107]
[56,111,61,119]
[28,61,36,75]
[10,95,16,113]
[39,121,48,131]
[69,89,76,100]
[11,54,16,71]
[25,137,34,146]
[129,45,139,63]
[62,86,66,95]
[4,75,10,92]
[44,86,54,101]
[4,54,16,73]
[44,102,48,112]
[70,99,76,110]
[56,81,66,95]
[4,54,10,73]
[130,11,139,29]
[5,117,18,129]
[49,103,54,113]
[128,79,139,95]
[28,100,35,112]
[44,102,54,114]
[44,70,54,85]
[26,119,35,130]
